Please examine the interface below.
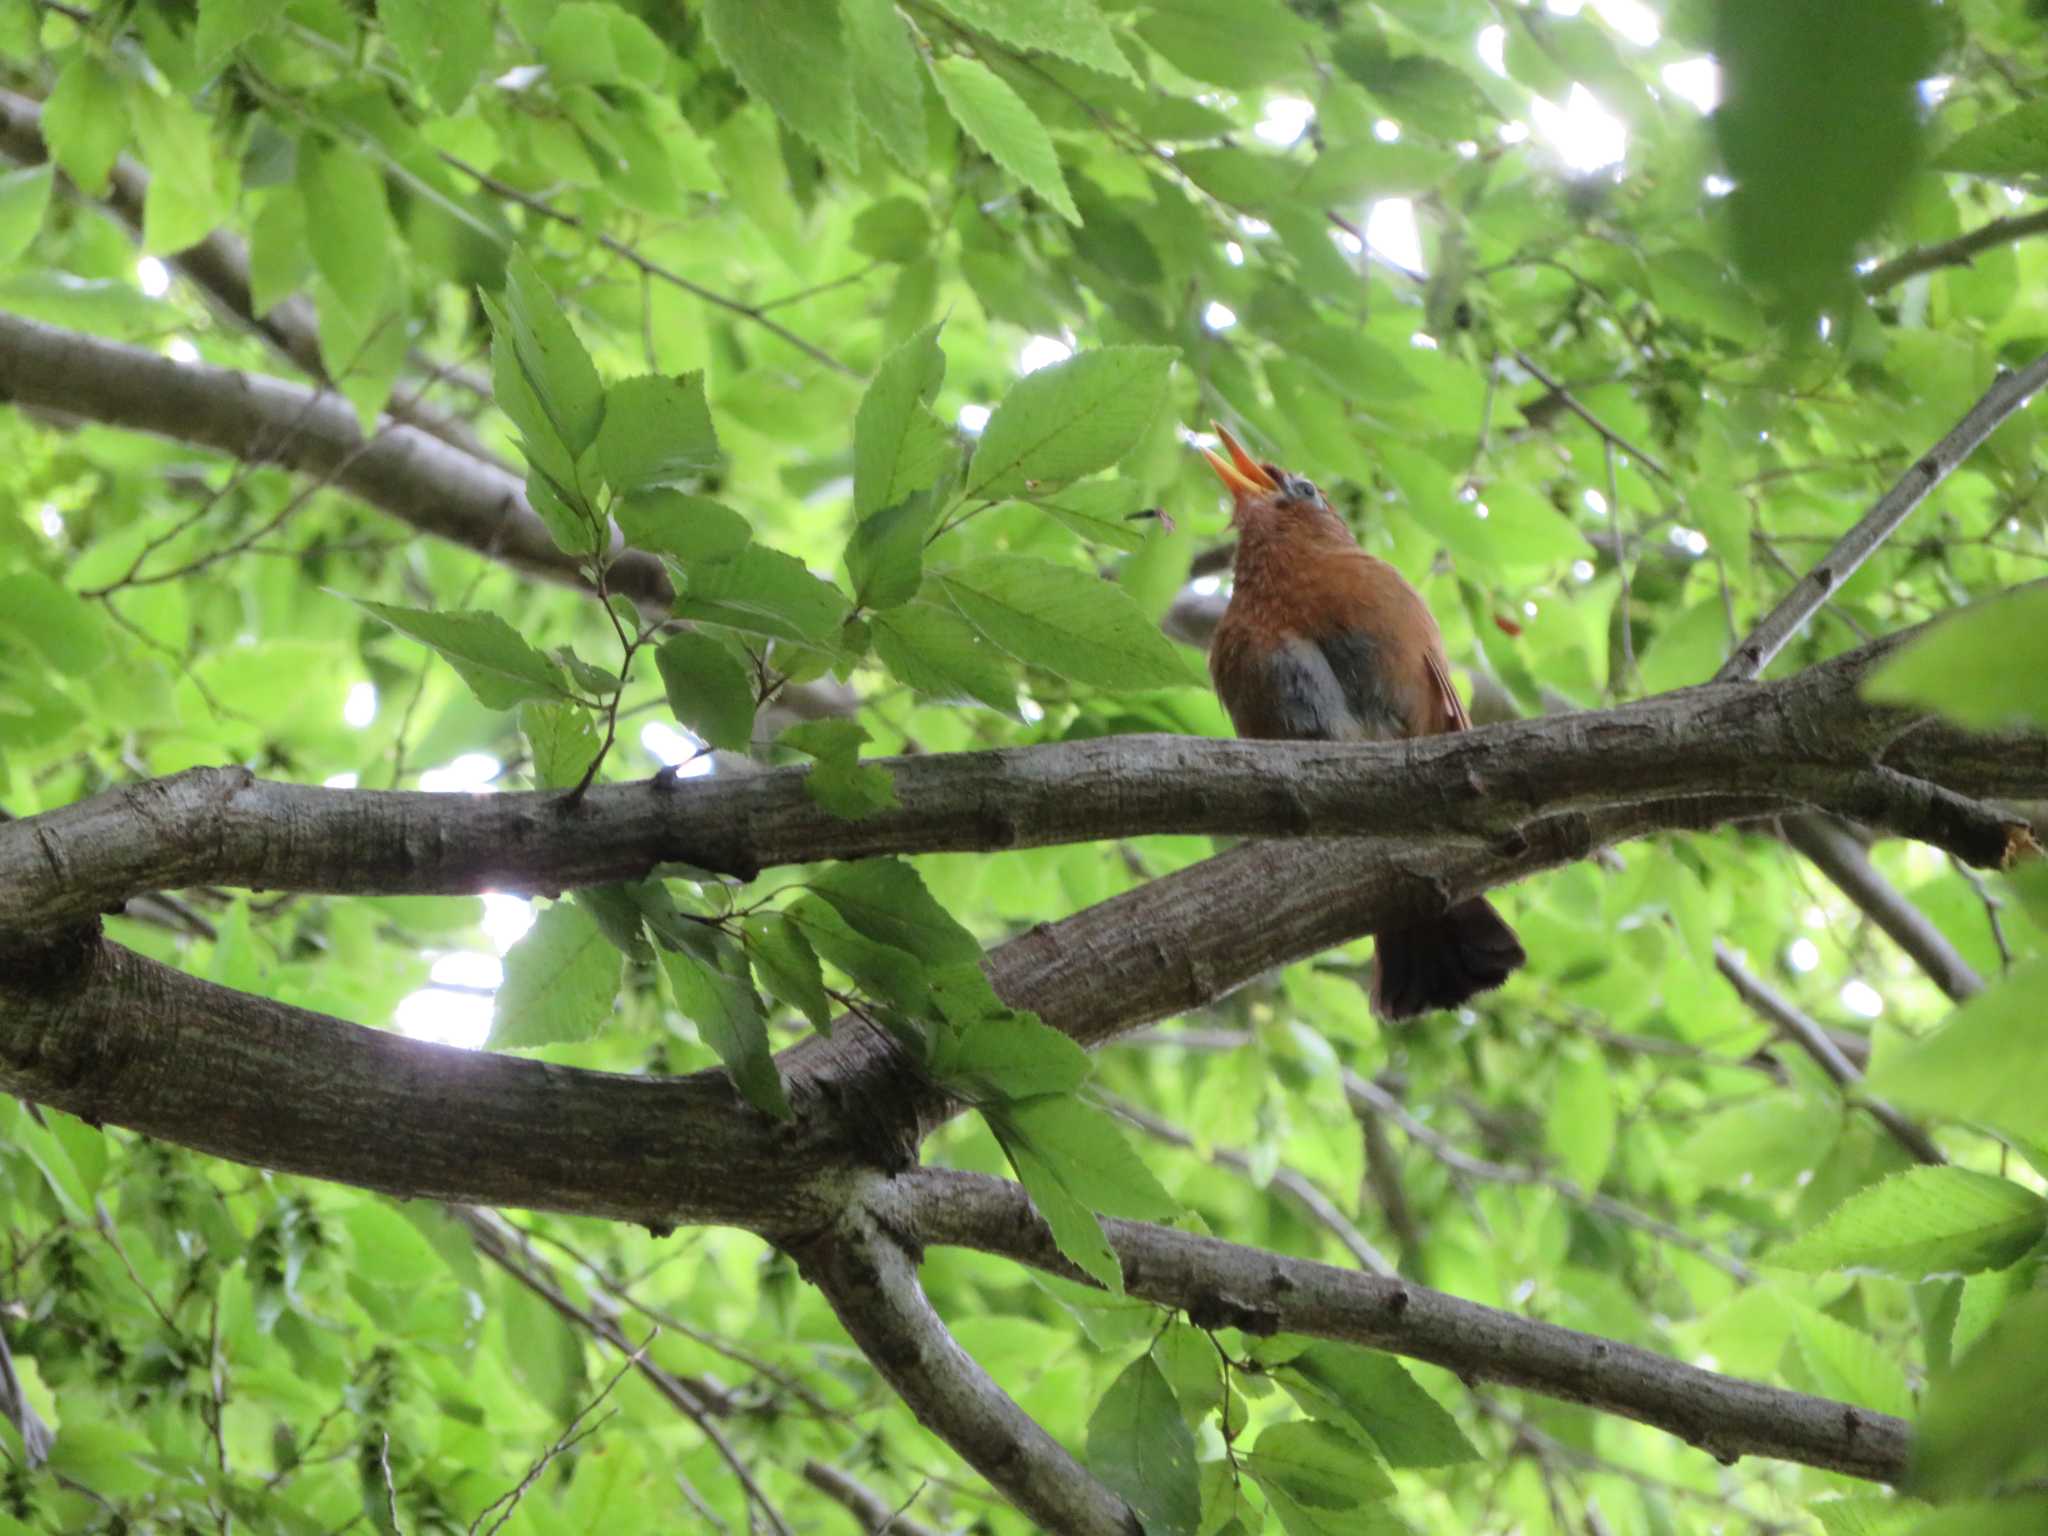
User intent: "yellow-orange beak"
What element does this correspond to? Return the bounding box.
[1198,421,1278,499]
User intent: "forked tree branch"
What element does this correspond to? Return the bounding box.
[892,1168,1912,1485]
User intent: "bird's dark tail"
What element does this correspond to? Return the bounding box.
[1370,898,1526,1021]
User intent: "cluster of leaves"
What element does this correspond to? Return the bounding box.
[2,0,2048,1532]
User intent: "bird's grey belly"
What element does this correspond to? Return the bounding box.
[1262,635,1407,742]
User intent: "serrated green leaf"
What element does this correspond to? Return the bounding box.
[850,196,933,262]
[996,1094,1175,1220]
[703,0,858,165]
[964,347,1177,498]
[939,556,1196,690]
[677,546,850,644]
[1086,1355,1200,1536]
[1911,1292,2048,1499]
[855,323,954,517]
[490,903,621,1048]
[1135,0,1315,91]
[1866,961,2048,1142]
[846,493,940,610]
[380,0,491,110]
[1934,100,2048,177]
[0,572,105,675]
[934,1013,1092,1101]
[493,249,605,462]
[844,0,929,173]
[41,56,128,197]
[1775,1169,2046,1279]
[519,700,603,789]
[871,600,1020,714]
[742,915,834,1029]
[926,0,1136,82]
[656,631,757,753]
[662,945,791,1120]
[0,164,52,264]
[1276,1343,1478,1469]
[1002,1128,1125,1291]
[597,373,719,495]
[1030,479,1150,551]
[930,56,1080,225]
[810,859,977,966]
[354,601,572,710]
[780,719,900,819]
[1244,1419,1394,1510]
[617,489,753,566]
[297,140,392,323]
[198,0,271,66]
[1793,1308,1913,1419]
[787,894,931,1016]
[1864,588,2048,731]
[1811,1496,1921,1536]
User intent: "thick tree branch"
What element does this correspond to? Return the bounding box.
[1716,351,2048,681]
[793,1194,1137,1536]
[1780,814,1986,1001]
[1711,942,1946,1166]
[0,88,500,466]
[4,626,2039,937]
[0,309,672,610]
[894,1169,1912,1485]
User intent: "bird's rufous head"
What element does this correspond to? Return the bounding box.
[1197,421,1344,536]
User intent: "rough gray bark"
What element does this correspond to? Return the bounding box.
[896,1169,1913,1485]
[2,623,2037,937]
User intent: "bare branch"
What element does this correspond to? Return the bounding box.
[1508,350,1674,483]
[802,1462,943,1536]
[1781,814,1985,1002]
[1711,942,1946,1166]
[1717,352,2048,681]
[794,1195,1137,1536]
[4,624,2040,935]
[1860,205,2048,293]
[896,1169,1912,1486]
[1341,1076,1757,1283]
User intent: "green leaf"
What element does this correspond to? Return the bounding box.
[1086,1355,1201,1536]
[1906,1498,2048,1536]
[1935,101,2048,177]
[491,249,605,462]
[742,914,834,1030]
[847,494,941,611]
[850,196,934,262]
[1775,1169,2047,1279]
[871,599,1021,714]
[597,373,720,495]
[844,0,929,174]
[1794,1308,1913,1419]
[810,859,978,966]
[41,56,128,196]
[1276,1343,1479,1469]
[926,0,1137,83]
[1031,480,1150,552]
[1911,1292,2048,1499]
[1244,1419,1395,1510]
[787,894,931,1015]
[855,323,955,517]
[779,719,900,819]
[995,1094,1175,1221]
[1636,601,1730,695]
[1001,1128,1124,1291]
[934,1013,1092,1101]
[930,56,1081,226]
[964,347,1177,499]
[490,903,621,1049]
[1544,1047,1616,1190]
[1812,1497,1921,1536]
[0,164,53,264]
[297,139,393,323]
[0,572,106,675]
[1713,0,1934,313]
[703,0,858,165]
[1865,961,2048,1142]
[519,701,603,789]
[1472,484,1588,569]
[198,0,271,65]
[1864,587,2048,731]
[1134,0,1315,91]
[938,556,1196,690]
[353,601,572,710]
[656,632,757,753]
[617,489,753,566]
[380,0,491,111]
[676,545,850,644]
[574,882,653,962]
[662,946,791,1120]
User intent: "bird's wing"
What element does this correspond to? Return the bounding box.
[1423,646,1471,733]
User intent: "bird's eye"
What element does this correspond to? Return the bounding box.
[1283,474,1320,502]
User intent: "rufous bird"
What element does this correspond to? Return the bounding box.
[1200,423,1526,1020]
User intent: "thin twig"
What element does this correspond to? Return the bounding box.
[1510,349,1674,483]
[1781,815,1984,1002]
[471,1338,644,1536]
[1861,206,2048,293]
[1711,942,1945,1166]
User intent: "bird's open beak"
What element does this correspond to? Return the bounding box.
[1199,421,1278,498]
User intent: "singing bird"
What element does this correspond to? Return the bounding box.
[1200,423,1526,1020]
